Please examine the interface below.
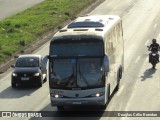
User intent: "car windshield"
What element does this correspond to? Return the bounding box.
[50,58,104,89]
[15,57,39,67]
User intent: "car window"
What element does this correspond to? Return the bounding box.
[15,57,39,67]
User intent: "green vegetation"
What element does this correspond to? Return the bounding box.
[0,0,96,64]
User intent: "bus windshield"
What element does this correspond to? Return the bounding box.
[50,58,104,89]
[50,42,103,56]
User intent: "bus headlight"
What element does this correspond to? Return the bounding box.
[12,73,17,77]
[34,73,40,76]
[91,93,104,97]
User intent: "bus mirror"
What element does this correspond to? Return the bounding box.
[103,55,109,73]
[42,55,49,73]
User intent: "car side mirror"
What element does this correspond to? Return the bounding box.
[11,65,15,68]
[41,55,49,73]
[39,66,42,70]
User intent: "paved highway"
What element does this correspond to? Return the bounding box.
[1,0,160,120]
[0,0,44,20]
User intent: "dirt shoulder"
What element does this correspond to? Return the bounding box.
[0,0,105,74]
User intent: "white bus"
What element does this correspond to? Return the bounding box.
[42,15,124,110]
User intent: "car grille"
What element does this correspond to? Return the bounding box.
[17,73,34,77]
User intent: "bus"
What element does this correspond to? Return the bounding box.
[42,15,124,110]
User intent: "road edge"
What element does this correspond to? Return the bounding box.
[0,0,105,74]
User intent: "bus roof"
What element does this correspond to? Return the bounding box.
[52,15,121,41]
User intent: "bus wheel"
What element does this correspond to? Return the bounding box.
[119,66,122,79]
[100,104,107,109]
[43,75,47,83]
[116,67,122,91]
[57,106,64,111]
[107,84,110,101]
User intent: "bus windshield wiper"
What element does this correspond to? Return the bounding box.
[78,64,89,86]
[53,65,76,87]
[53,72,74,85]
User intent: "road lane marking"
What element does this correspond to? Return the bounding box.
[154,24,157,29]
[116,85,125,96]
[135,56,141,63]
[0,72,11,84]
[145,39,150,46]
[36,43,49,55]
[157,33,160,40]
[43,36,47,39]
[145,57,149,63]
[34,95,50,111]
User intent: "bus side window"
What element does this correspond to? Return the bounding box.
[109,32,114,52]
[117,23,123,41]
[114,27,118,45]
[105,34,113,54]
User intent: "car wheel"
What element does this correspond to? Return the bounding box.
[38,79,43,87]
[43,75,47,83]
[11,82,16,88]
[57,106,64,111]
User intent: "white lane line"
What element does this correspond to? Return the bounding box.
[36,43,49,55]
[157,33,160,40]
[145,57,149,63]
[0,72,11,84]
[34,96,50,111]
[43,36,47,39]
[135,56,141,63]
[116,85,125,96]
[154,24,157,29]
[145,39,150,46]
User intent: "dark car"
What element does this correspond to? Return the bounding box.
[11,54,47,88]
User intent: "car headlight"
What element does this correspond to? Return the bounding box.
[12,73,17,77]
[50,93,63,98]
[34,73,40,76]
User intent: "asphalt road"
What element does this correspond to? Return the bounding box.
[0,0,44,20]
[1,0,160,120]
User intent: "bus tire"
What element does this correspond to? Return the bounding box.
[107,84,110,101]
[115,68,122,91]
[100,104,107,109]
[119,66,123,79]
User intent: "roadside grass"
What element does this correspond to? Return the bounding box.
[0,0,96,64]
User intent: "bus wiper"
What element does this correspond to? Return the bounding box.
[53,66,75,87]
[50,55,58,57]
[78,64,89,86]
[55,73,74,85]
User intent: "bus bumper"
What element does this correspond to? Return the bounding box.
[50,96,106,106]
